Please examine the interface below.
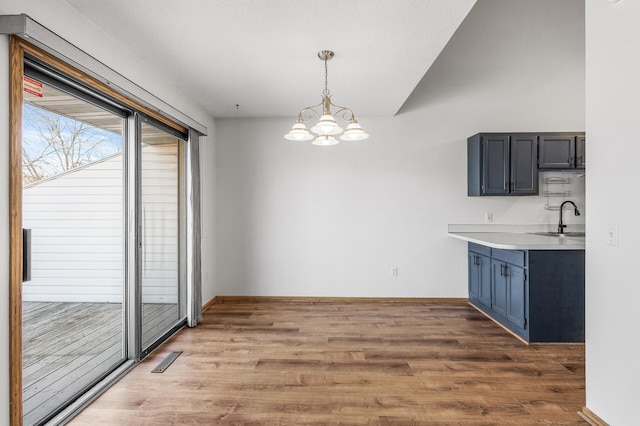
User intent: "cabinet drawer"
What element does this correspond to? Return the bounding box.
[491,248,526,267]
[468,242,491,257]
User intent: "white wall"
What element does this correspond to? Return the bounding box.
[215,0,586,297]
[585,1,640,424]
[200,125,217,304]
[0,1,218,423]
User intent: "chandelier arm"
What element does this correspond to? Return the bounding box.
[296,103,323,122]
[331,106,357,122]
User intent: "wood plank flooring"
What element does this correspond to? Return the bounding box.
[23,302,178,426]
[71,299,587,425]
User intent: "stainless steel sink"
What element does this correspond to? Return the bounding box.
[530,231,586,238]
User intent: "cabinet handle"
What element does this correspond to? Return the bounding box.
[569,156,574,165]
[578,155,583,165]
[500,264,508,277]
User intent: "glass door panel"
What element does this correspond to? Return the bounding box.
[140,121,185,350]
[22,76,126,425]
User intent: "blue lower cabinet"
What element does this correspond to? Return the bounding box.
[467,243,584,343]
[527,250,584,342]
[490,259,527,340]
[468,249,491,309]
[468,252,480,301]
[491,259,508,316]
[505,265,526,331]
[478,255,491,308]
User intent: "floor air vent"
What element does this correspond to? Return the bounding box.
[151,351,182,373]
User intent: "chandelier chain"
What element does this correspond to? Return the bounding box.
[323,57,330,97]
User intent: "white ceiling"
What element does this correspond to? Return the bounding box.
[63,0,476,118]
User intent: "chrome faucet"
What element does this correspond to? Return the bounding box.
[558,200,581,234]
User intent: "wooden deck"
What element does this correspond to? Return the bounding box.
[142,302,180,349]
[72,299,587,425]
[23,302,178,426]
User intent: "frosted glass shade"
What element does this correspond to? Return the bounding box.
[310,114,344,135]
[339,122,369,141]
[284,122,314,141]
[312,135,339,146]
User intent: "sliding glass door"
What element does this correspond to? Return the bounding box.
[20,59,188,425]
[139,119,186,352]
[22,69,127,425]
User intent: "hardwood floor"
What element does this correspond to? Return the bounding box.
[71,299,586,425]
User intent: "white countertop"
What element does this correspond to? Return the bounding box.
[448,231,584,250]
[447,224,585,250]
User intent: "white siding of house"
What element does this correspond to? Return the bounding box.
[141,144,180,304]
[23,144,179,303]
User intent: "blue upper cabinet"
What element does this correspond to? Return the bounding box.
[467,133,538,196]
[482,134,510,195]
[538,133,586,169]
[510,134,538,194]
[576,135,586,169]
[468,132,586,196]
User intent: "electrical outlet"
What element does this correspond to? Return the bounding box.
[607,224,619,246]
[392,267,399,277]
[485,212,493,223]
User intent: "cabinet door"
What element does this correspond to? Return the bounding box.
[469,252,491,308]
[576,136,586,169]
[468,252,480,301]
[478,254,491,308]
[481,135,510,195]
[510,134,538,194]
[506,265,527,330]
[539,134,575,169]
[491,260,508,316]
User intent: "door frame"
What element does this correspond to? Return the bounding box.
[137,114,189,358]
[9,34,25,426]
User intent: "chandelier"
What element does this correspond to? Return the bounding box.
[284,50,369,146]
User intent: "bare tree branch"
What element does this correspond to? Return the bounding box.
[22,103,121,184]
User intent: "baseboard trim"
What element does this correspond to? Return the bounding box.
[211,296,467,304]
[202,296,217,312]
[579,407,609,426]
